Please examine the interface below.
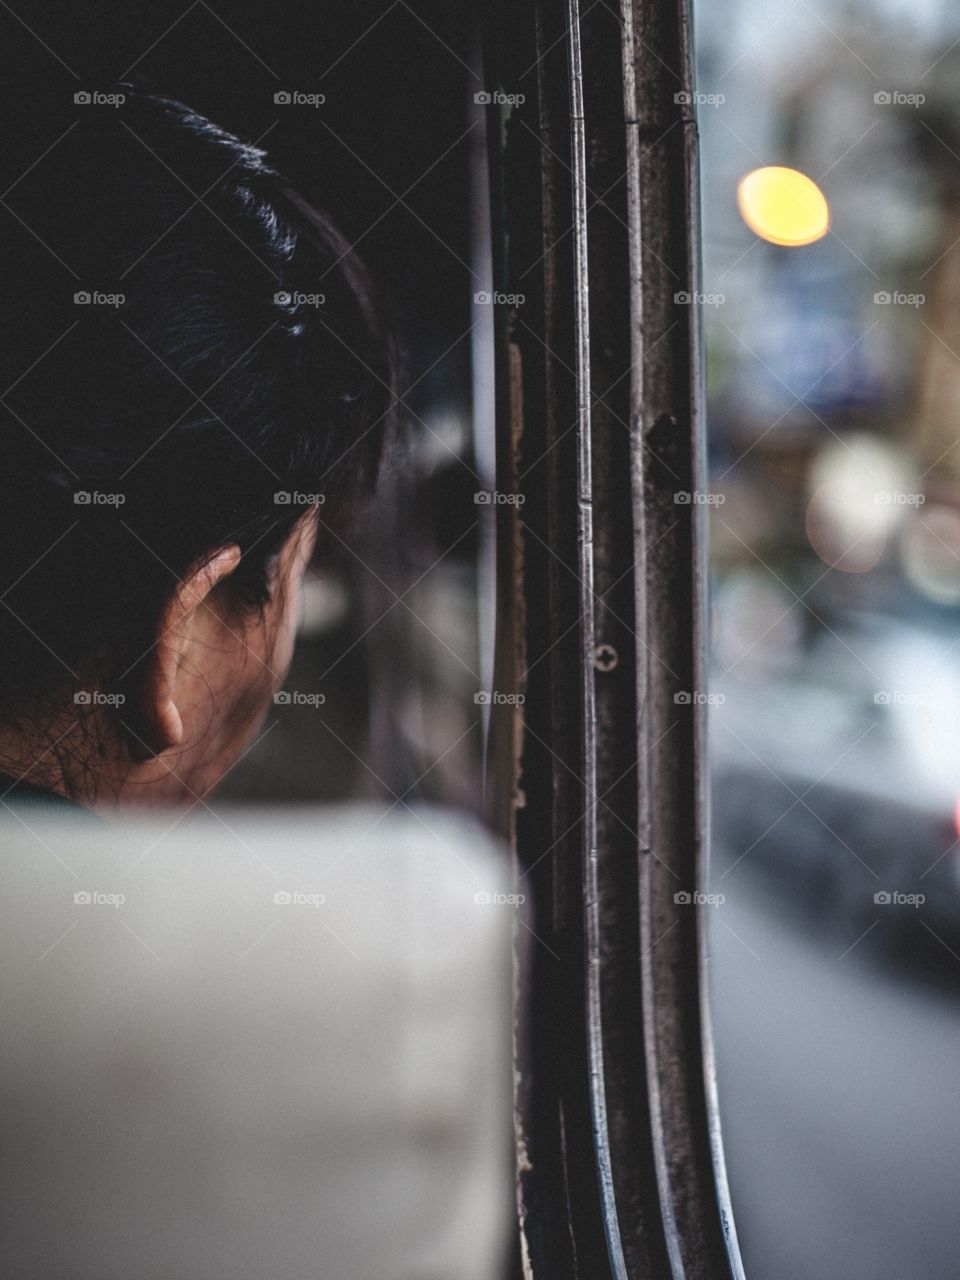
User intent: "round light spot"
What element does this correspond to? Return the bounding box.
[737,166,829,247]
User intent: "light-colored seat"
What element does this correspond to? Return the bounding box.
[0,805,513,1280]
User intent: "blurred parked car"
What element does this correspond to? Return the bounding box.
[711,610,960,953]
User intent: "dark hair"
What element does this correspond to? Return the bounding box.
[0,89,394,720]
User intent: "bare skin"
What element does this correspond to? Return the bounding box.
[0,516,318,814]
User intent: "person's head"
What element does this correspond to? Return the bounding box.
[0,89,393,810]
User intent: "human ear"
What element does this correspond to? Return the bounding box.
[134,546,242,756]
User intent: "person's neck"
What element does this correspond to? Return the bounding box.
[0,712,182,814]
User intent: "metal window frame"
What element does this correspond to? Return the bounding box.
[483,1,746,1275]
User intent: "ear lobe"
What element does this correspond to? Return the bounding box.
[134,546,242,757]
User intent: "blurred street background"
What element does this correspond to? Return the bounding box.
[699,0,960,1274]
[710,882,960,1280]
